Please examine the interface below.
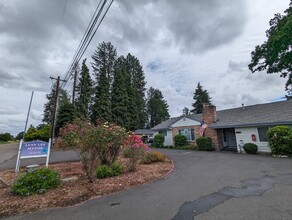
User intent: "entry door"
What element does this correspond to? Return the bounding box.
[226,129,237,147]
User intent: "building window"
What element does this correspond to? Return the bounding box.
[178,128,195,141]
[257,127,269,142]
[159,130,167,136]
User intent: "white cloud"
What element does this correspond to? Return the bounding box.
[0,0,290,135]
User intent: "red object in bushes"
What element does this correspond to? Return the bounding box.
[251,134,256,141]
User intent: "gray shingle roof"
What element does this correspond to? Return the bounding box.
[134,129,154,135]
[150,116,181,130]
[211,100,292,128]
[151,115,202,130]
[151,100,292,130]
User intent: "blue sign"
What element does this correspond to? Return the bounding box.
[21,141,49,157]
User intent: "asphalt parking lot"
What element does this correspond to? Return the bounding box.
[3,148,292,220]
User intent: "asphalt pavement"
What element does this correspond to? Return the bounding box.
[0,143,79,170]
[2,148,292,220]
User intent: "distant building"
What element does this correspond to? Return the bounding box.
[151,100,292,153]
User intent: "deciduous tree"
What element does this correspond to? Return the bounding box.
[249,1,292,97]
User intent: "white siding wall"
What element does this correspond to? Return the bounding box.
[153,130,173,146]
[171,117,201,127]
[165,130,173,146]
[235,127,271,153]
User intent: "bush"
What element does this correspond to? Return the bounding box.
[25,125,50,142]
[59,119,127,182]
[174,135,187,148]
[11,168,61,196]
[243,143,258,154]
[111,163,124,176]
[0,133,14,142]
[196,137,213,151]
[123,134,149,171]
[141,151,167,164]
[152,134,165,148]
[123,148,132,158]
[267,126,292,156]
[96,163,124,179]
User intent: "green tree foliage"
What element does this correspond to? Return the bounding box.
[55,101,77,134]
[75,59,93,119]
[111,55,140,131]
[267,126,292,156]
[249,1,292,96]
[182,107,190,116]
[43,83,70,124]
[15,131,24,141]
[111,56,127,127]
[0,133,14,142]
[125,53,147,128]
[24,124,50,142]
[91,42,117,123]
[146,87,170,128]
[191,83,212,114]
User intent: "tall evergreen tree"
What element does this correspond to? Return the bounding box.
[91,42,117,123]
[43,84,69,124]
[146,87,170,128]
[125,53,147,128]
[111,56,127,127]
[75,59,93,119]
[191,83,212,114]
[111,56,139,131]
[124,64,139,131]
[55,101,77,134]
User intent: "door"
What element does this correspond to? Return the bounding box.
[223,128,237,149]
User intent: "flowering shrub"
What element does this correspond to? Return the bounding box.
[11,168,60,196]
[59,119,127,182]
[123,134,149,171]
[141,151,167,164]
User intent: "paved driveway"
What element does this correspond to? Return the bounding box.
[0,143,19,164]
[4,149,292,220]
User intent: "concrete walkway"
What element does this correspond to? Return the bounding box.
[4,149,292,220]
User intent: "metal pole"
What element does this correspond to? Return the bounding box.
[72,68,78,105]
[22,91,34,140]
[50,76,60,148]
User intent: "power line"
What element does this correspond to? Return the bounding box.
[57,0,68,44]
[60,0,114,89]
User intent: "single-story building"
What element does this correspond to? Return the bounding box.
[134,129,154,143]
[151,100,292,153]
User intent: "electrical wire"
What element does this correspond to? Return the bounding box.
[57,0,68,44]
[60,0,114,89]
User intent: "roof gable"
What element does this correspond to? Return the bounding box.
[171,116,201,127]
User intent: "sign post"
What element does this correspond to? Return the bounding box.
[15,139,51,172]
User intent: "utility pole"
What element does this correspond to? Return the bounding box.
[72,68,78,105]
[50,76,66,147]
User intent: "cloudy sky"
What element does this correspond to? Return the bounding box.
[0,0,290,135]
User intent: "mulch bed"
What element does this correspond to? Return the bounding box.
[0,158,173,218]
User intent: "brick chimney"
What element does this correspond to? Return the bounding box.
[202,103,217,125]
